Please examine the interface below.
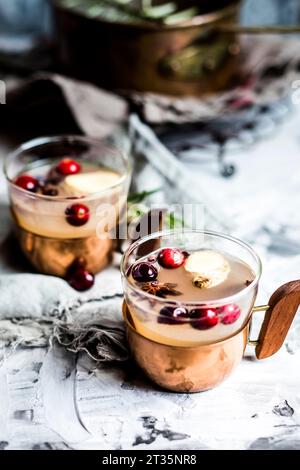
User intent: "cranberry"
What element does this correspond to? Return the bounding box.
[67,266,94,292]
[42,187,59,196]
[190,308,219,330]
[157,248,185,269]
[45,177,62,185]
[158,306,189,325]
[44,169,64,185]
[15,174,39,193]
[56,158,81,175]
[219,304,241,325]
[68,257,87,271]
[65,203,90,226]
[132,262,158,283]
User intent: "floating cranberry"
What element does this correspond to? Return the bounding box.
[158,306,189,325]
[45,177,62,186]
[42,187,59,196]
[15,174,39,193]
[219,304,241,325]
[132,262,158,283]
[44,170,64,185]
[157,248,185,269]
[56,158,81,175]
[65,203,90,226]
[190,308,219,330]
[67,266,94,292]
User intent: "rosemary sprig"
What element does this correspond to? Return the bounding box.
[127,188,161,204]
[60,0,199,26]
[127,189,186,228]
[163,7,199,25]
[142,3,177,20]
[165,211,185,229]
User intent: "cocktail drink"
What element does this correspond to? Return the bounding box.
[5,136,131,290]
[122,230,260,347]
[122,230,300,393]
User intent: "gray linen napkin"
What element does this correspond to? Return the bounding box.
[0,266,128,364]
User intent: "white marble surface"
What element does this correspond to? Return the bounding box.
[1,101,300,450]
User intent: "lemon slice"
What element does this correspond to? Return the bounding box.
[185,250,230,288]
[65,169,122,195]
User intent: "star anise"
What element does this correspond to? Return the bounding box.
[193,275,210,289]
[140,281,182,299]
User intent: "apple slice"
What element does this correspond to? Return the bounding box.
[185,250,230,288]
[64,169,122,195]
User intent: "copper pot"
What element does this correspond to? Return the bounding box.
[123,282,300,393]
[53,1,242,96]
[53,1,300,96]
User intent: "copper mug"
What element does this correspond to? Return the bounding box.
[4,136,131,278]
[121,230,300,393]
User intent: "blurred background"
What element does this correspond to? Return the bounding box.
[1,0,300,55]
[1,0,300,178]
[1,0,300,81]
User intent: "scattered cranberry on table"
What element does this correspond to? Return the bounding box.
[66,258,94,291]
[67,267,95,291]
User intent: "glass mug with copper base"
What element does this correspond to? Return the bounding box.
[4,136,131,289]
[121,230,300,393]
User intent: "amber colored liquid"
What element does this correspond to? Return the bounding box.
[126,249,256,347]
[11,160,125,276]
[129,250,254,302]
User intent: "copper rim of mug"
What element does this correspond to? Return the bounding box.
[4,135,132,203]
[121,229,262,311]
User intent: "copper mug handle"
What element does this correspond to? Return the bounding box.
[249,280,300,359]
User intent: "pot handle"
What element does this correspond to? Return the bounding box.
[218,25,300,35]
[253,280,300,359]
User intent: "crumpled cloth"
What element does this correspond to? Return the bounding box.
[0,267,128,365]
[0,73,128,142]
[132,37,300,124]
